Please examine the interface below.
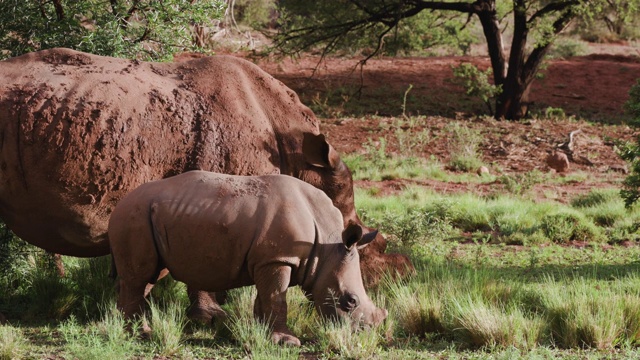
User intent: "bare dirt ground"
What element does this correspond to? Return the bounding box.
[254,45,640,200]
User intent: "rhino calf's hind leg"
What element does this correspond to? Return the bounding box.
[253,265,300,346]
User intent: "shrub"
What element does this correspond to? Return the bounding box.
[625,79,640,122]
[0,0,225,61]
[452,63,502,115]
[540,211,603,243]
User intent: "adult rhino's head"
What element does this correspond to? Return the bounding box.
[300,133,361,229]
[309,221,388,327]
[299,132,414,286]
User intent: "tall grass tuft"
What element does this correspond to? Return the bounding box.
[444,121,485,172]
[449,296,542,349]
[148,297,188,357]
[543,277,625,349]
[224,287,300,360]
[0,324,27,360]
[65,255,117,320]
[315,317,383,359]
[285,287,318,340]
[59,306,138,360]
[26,264,79,320]
[385,280,445,337]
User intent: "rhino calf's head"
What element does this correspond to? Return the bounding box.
[309,221,388,328]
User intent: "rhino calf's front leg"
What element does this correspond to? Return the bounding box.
[253,265,300,346]
[187,287,228,324]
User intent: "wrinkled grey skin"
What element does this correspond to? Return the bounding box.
[108,171,387,346]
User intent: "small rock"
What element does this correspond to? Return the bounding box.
[546,151,570,173]
[477,166,490,176]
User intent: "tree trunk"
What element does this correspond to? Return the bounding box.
[475,0,507,83]
[493,1,575,120]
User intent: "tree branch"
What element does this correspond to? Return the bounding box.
[528,0,580,24]
[523,7,576,81]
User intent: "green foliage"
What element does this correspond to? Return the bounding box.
[449,297,542,349]
[452,63,502,116]
[0,223,32,286]
[0,0,226,60]
[625,79,640,123]
[575,0,640,42]
[497,171,547,196]
[315,317,383,358]
[540,211,604,243]
[377,209,455,249]
[547,37,589,59]
[234,0,277,29]
[223,287,300,359]
[275,1,475,56]
[620,141,640,208]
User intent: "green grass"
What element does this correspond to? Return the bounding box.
[0,324,27,360]
[3,223,640,357]
[356,186,640,248]
[1,158,640,358]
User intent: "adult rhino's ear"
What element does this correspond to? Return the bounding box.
[357,229,378,249]
[342,221,379,250]
[342,220,363,250]
[303,132,341,169]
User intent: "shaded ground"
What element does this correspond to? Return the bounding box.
[255,49,640,200]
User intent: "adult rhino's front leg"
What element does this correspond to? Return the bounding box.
[186,287,228,324]
[253,265,300,346]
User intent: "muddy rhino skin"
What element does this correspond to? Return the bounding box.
[109,171,387,346]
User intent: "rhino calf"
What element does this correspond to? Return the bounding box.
[108,171,387,345]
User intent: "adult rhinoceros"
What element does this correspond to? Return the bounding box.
[0,48,411,322]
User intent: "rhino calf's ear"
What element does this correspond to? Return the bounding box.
[302,132,341,169]
[342,220,363,249]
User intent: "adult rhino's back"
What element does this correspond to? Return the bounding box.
[0,48,320,257]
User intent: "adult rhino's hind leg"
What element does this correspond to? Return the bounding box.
[187,287,228,324]
[117,278,152,334]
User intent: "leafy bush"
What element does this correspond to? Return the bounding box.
[452,63,502,115]
[625,79,640,126]
[540,211,604,243]
[621,80,640,207]
[0,0,226,60]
